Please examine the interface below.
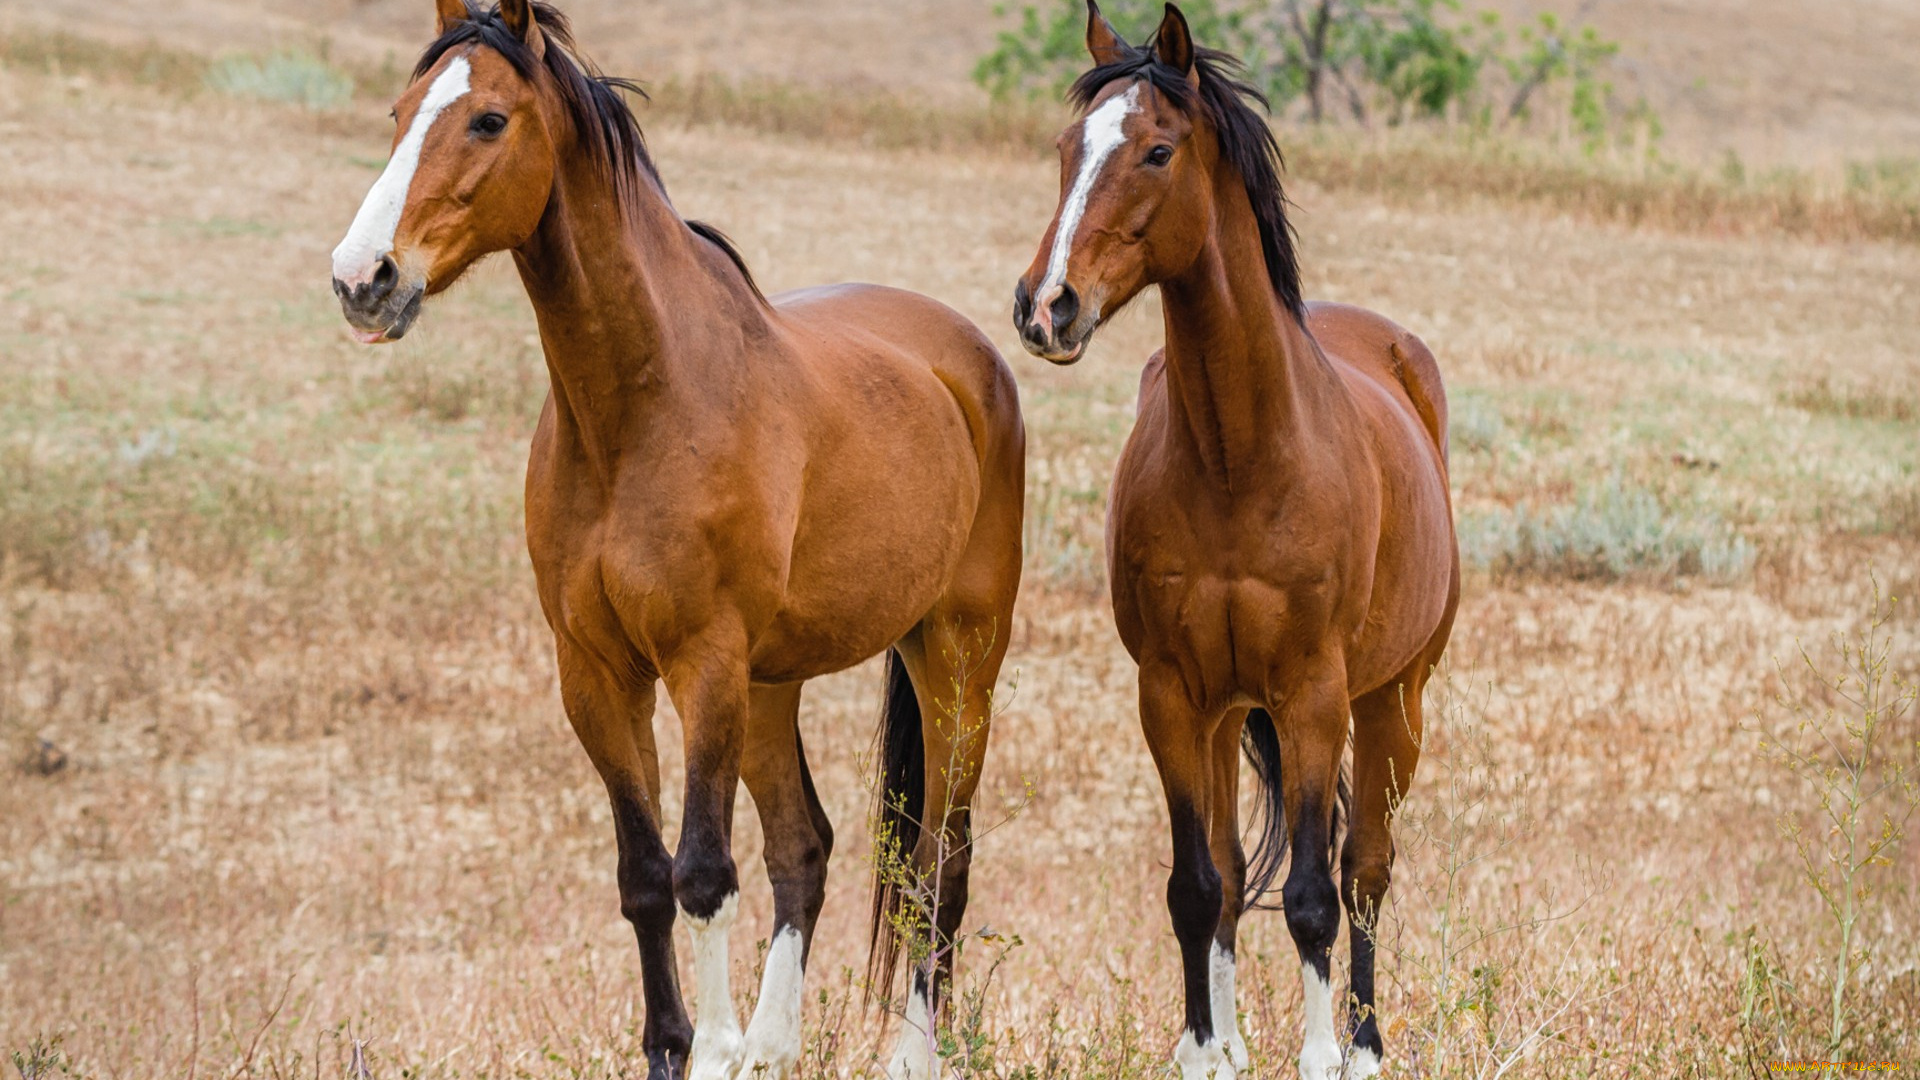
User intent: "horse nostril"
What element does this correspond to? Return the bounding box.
[367,255,399,302]
[1013,279,1034,329]
[1049,284,1080,335]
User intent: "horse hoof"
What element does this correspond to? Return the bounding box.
[1174,1030,1236,1080]
[1342,1046,1382,1080]
[1221,1032,1250,1072]
[1297,1039,1342,1080]
[737,1037,799,1080]
[686,1025,745,1080]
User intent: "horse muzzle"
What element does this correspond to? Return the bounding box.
[1013,278,1093,365]
[332,253,425,345]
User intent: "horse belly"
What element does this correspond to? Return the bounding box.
[749,418,981,682]
[1347,459,1454,694]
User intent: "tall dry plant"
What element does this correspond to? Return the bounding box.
[1362,672,1609,1079]
[869,633,1033,1079]
[1755,579,1918,1056]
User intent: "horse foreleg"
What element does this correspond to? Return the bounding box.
[1139,666,1233,1080]
[1274,666,1352,1080]
[557,660,691,1080]
[665,643,751,1080]
[1207,708,1252,1074]
[737,681,833,1080]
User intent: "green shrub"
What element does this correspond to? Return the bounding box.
[1448,390,1505,454]
[1460,476,1753,583]
[974,0,1657,150]
[206,50,353,111]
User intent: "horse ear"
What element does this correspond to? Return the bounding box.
[1085,0,1130,66]
[1150,3,1196,76]
[499,0,547,57]
[434,0,466,34]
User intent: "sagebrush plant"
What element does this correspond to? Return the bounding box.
[1366,673,1609,1079]
[1459,474,1752,584]
[205,49,354,111]
[1754,580,1918,1056]
[869,634,1033,1079]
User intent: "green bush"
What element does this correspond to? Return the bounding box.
[975,0,1657,150]
[1460,476,1753,583]
[206,50,354,111]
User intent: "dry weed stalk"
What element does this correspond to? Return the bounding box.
[1365,672,1609,1079]
[870,632,1033,1079]
[1756,578,1918,1056]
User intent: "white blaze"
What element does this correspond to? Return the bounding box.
[740,926,808,1079]
[331,55,473,285]
[1036,83,1142,303]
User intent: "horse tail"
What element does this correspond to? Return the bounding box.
[1389,334,1449,468]
[1241,708,1352,910]
[866,647,924,999]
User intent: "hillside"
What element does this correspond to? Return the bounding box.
[3,0,1917,164]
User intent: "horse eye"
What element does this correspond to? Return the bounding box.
[472,112,508,138]
[1146,145,1174,167]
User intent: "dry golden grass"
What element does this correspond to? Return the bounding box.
[3,18,1919,1080]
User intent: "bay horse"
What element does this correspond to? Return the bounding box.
[327,2,1025,1077]
[1011,5,1458,1079]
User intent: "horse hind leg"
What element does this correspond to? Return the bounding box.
[877,590,1016,1080]
[1340,665,1430,1080]
[736,681,834,1080]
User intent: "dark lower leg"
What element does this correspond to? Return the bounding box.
[612,794,694,1080]
[1168,799,1225,1042]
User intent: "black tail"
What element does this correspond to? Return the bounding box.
[867,648,924,998]
[1240,708,1351,910]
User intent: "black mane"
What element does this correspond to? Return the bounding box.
[1069,36,1305,322]
[416,1,761,299]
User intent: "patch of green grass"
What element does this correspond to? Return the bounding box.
[205,50,353,111]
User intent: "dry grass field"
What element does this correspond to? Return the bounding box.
[2,3,1919,1078]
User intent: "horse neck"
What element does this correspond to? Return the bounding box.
[513,149,767,484]
[1156,169,1327,492]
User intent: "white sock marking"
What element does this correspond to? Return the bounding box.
[683,893,745,1080]
[1343,1046,1382,1080]
[740,926,807,1079]
[1298,962,1342,1080]
[885,984,937,1080]
[1035,83,1142,307]
[1210,943,1248,1070]
[331,55,472,286]
[1174,1027,1235,1080]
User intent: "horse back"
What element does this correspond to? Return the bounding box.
[1305,302,1449,470]
[771,283,1024,471]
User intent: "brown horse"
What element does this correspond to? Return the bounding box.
[328,3,1025,1078]
[1012,5,1457,1079]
